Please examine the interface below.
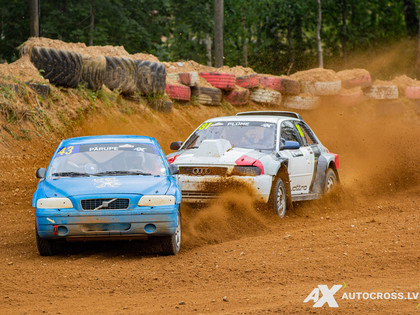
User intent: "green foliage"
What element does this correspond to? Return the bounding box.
[0,0,419,74]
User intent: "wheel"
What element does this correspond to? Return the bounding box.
[324,168,338,193]
[35,225,57,256]
[199,72,236,90]
[269,177,288,218]
[161,211,181,255]
[191,86,222,106]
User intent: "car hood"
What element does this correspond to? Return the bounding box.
[173,140,269,166]
[41,176,171,197]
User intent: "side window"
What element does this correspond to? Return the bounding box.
[298,122,318,145]
[280,121,302,145]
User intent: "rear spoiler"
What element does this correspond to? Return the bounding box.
[236,111,302,120]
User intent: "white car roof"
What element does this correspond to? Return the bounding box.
[204,115,299,124]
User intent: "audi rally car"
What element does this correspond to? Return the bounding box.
[167,111,339,217]
[33,135,181,256]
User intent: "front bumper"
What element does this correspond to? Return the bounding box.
[178,174,272,203]
[35,205,179,239]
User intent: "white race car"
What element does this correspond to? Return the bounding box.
[167,111,339,217]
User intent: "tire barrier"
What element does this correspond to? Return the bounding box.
[165,84,191,101]
[300,80,341,96]
[259,76,300,95]
[338,70,372,89]
[30,46,82,88]
[249,88,282,106]
[363,85,398,100]
[224,88,250,106]
[81,55,106,90]
[236,74,259,89]
[104,57,137,94]
[199,72,236,90]
[191,86,222,106]
[405,86,420,99]
[282,95,320,110]
[135,60,166,95]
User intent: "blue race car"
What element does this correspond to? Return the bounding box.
[33,135,181,256]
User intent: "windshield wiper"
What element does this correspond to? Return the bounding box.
[92,170,152,176]
[52,172,91,177]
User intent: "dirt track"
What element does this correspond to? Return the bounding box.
[0,100,419,314]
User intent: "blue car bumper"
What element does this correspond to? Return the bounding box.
[36,205,179,240]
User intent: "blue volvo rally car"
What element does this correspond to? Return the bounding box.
[33,135,181,256]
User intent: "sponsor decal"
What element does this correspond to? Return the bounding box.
[88,146,118,152]
[93,178,121,188]
[304,282,420,308]
[292,185,307,191]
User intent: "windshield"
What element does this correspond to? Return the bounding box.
[48,142,166,178]
[183,121,277,151]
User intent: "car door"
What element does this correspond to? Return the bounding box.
[279,120,314,195]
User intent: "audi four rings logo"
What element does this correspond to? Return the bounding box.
[192,168,211,175]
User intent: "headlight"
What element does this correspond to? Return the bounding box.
[138,195,176,206]
[231,166,261,176]
[36,197,73,209]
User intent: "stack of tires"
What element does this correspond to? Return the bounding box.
[29,46,167,96]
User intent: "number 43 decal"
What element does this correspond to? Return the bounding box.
[57,146,79,156]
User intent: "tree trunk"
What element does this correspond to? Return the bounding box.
[287,23,295,73]
[316,0,323,68]
[241,18,248,67]
[29,0,39,37]
[417,7,420,78]
[342,0,347,67]
[206,34,212,67]
[402,0,419,38]
[214,0,224,68]
[89,0,95,46]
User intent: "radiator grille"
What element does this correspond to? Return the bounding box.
[81,198,130,210]
[179,167,227,176]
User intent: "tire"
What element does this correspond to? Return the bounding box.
[224,88,249,105]
[199,72,236,90]
[268,173,292,218]
[236,74,259,89]
[191,86,222,106]
[24,82,51,98]
[363,85,398,100]
[324,168,338,193]
[135,60,167,95]
[300,80,341,96]
[30,46,83,88]
[165,84,191,101]
[179,72,199,87]
[104,57,137,94]
[250,88,282,105]
[259,76,300,95]
[282,95,320,110]
[81,55,106,90]
[35,225,57,256]
[337,69,371,89]
[161,211,181,255]
[405,86,420,99]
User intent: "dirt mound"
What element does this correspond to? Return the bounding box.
[0,54,46,83]
[290,68,339,82]
[336,68,370,81]
[22,37,159,61]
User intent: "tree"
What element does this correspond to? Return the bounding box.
[214,0,224,67]
[29,0,39,37]
[316,0,323,68]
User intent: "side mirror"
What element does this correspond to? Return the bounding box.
[170,141,182,150]
[36,168,47,179]
[280,141,300,150]
[169,164,179,175]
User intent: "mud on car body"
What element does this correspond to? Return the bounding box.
[33,135,181,256]
[167,111,339,217]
